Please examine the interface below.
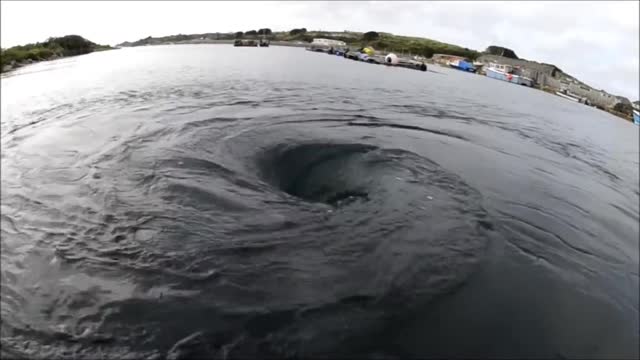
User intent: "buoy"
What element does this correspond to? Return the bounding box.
[385,53,399,65]
[362,47,375,56]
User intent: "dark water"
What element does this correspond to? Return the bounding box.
[1,45,638,359]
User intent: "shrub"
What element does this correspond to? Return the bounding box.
[289,28,307,36]
[363,31,380,42]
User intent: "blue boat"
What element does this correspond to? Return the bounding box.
[485,63,534,87]
[633,109,639,125]
[448,59,476,73]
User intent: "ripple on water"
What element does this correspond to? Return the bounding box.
[1,46,638,359]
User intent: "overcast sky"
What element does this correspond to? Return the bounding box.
[1,1,638,100]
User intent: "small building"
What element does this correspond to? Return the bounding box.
[431,54,466,65]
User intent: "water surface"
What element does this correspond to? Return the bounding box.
[1,45,638,359]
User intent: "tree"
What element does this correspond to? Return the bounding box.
[362,31,379,42]
[485,45,518,59]
[245,30,258,36]
[45,35,96,56]
[235,31,244,39]
[290,28,308,36]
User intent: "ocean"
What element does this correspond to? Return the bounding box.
[1,44,638,359]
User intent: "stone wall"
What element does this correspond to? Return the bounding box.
[477,54,632,113]
[476,54,560,84]
[542,76,622,109]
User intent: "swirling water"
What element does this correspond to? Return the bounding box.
[1,45,638,359]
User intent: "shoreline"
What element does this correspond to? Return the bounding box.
[1,47,118,74]
[117,39,309,48]
[4,42,634,123]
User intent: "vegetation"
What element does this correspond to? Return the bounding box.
[354,32,479,60]
[1,35,113,71]
[362,31,380,42]
[270,29,479,59]
[116,29,480,60]
[272,30,360,45]
[485,46,518,59]
[289,28,308,36]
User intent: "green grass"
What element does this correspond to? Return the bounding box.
[1,35,113,71]
[269,31,479,59]
[357,33,478,59]
[117,30,480,60]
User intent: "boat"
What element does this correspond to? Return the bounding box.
[554,89,592,105]
[555,91,580,102]
[306,44,330,53]
[485,63,534,87]
[344,51,360,60]
[233,39,258,47]
[448,58,476,73]
[633,109,640,125]
[357,52,370,62]
[398,59,427,72]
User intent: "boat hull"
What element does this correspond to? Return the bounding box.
[486,68,533,87]
[448,61,476,73]
[555,92,580,102]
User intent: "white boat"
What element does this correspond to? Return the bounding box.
[485,63,534,87]
[555,91,580,102]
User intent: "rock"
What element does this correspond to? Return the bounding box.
[485,45,518,59]
[612,101,633,115]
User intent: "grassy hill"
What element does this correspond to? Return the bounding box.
[1,35,113,71]
[117,29,480,59]
[359,32,479,59]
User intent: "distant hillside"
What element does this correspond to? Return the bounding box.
[1,35,113,72]
[43,30,635,118]
[116,29,636,111]
[117,29,480,60]
[485,46,519,59]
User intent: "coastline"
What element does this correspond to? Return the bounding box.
[1,35,116,74]
[4,39,635,124]
[117,39,309,48]
[1,47,118,74]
